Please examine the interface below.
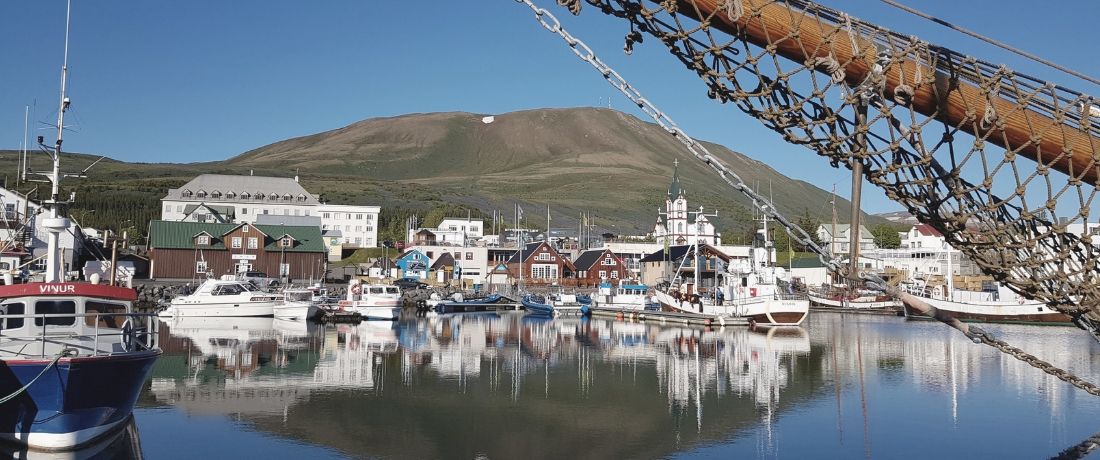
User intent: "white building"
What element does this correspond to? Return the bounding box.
[816,224,876,256]
[653,162,721,246]
[161,174,380,248]
[407,217,485,247]
[409,245,490,286]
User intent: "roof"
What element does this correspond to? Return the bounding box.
[507,242,548,263]
[147,220,324,253]
[431,252,455,270]
[789,257,827,269]
[255,214,322,227]
[182,204,236,222]
[912,223,942,237]
[573,249,609,270]
[668,162,683,197]
[818,224,874,239]
[163,174,320,204]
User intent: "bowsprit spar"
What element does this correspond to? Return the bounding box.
[540,0,1100,338]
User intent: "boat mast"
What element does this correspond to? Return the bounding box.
[43,0,74,283]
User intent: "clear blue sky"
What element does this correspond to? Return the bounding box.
[3,1,1098,213]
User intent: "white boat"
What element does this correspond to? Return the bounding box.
[274,288,322,320]
[158,276,281,317]
[655,217,808,326]
[336,279,403,320]
[593,280,652,311]
[900,280,1071,325]
[808,287,900,309]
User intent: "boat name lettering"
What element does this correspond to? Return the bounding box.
[39,284,76,294]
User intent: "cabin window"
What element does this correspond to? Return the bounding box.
[85,301,126,328]
[212,284,244,296]
[1,302,24,329]
[370,287,384,294]
[34,300,76,326]
[536,253,550,261]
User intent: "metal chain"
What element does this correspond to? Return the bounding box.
[511,0,842,275]
[1051,430,1100,460]
[511,0,1100,400]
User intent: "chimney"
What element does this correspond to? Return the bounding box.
[250,169,254,176]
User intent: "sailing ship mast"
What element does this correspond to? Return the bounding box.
[41,0,75,284]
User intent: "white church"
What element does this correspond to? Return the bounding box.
[652,161,721,246]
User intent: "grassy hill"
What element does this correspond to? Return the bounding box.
[0,107,880,243]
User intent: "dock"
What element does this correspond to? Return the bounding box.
[587,306,750,327]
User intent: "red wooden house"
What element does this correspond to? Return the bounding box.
[506,242,576,285]
[572,249,627,287]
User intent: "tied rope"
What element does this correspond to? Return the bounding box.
[0,348,77,405]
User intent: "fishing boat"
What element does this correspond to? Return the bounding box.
[655,214,808,326]
[546,286,590,312]
[900,280,1072,325]
[336,279,402,320]
[808,287,900,310]
[521,294,556,316]
[593,280,653,311]
[0,6,161,448]
[157,275,282,318]
[273,287,322,321]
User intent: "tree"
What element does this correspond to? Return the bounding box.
[871,224,903,249]
[792,209,824,251]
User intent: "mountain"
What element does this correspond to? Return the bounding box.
[0,107,880,240]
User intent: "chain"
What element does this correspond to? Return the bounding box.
[967,326,1100,396]
[1051,430,1100,460]
[511,0,842,275]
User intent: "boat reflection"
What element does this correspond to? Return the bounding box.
[0,417,144,460]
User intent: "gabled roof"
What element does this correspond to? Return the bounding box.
[507,242,548,263]
[431,252,456,270]
[912,223,942,237]
[371,257,397,269]
[396,249,426,260]
[147,220,324,252]
[818,224,873,239]
[573,249,611,271]
[224,223,268,238]
[164,174,320,204]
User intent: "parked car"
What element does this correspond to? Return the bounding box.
[238,271,281,289]
[393,277,428,291]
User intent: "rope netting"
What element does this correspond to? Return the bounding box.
[555,0,1100,335]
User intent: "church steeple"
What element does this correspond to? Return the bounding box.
[667,159,683,197]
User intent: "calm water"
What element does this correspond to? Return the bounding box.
[102,312,1100,458]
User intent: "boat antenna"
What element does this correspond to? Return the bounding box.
[41,0,73,283]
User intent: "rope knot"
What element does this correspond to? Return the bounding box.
[556,0,581,15]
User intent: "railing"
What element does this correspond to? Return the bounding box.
[0,312,159,359]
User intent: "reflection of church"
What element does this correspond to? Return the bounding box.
[653,161,721,245]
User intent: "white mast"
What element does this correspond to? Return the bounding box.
[42,0,75,283]
[20,106,29,186]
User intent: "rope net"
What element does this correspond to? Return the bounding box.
[556,0,1100,334]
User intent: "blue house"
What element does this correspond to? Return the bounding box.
[395,249,430,279]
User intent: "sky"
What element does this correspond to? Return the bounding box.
[2,0,1099,214]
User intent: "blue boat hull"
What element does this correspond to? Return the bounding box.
[521,297,556,316]
[0,350,160,450]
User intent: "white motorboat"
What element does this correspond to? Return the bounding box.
[158,276,281,317]
[900,280,1071,325]
[336,279,403,320]
[593,280,652,311]
[274,288,322,320]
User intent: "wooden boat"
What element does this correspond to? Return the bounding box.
[808,288,900,310]
[901,282,1072,325]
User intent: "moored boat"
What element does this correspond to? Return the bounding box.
[808,287,900,310]
[593,280,653,311]
[431,293,504,314]
[900,281,1072,325]
[158,276,281,317]
[521,294,556,316]
[337,280,402,320]
[273,288,322,320]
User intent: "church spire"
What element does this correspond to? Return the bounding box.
[667,159,683,197]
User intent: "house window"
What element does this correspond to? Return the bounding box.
[247,237,259,249]
[283,194,292,201]
[182,190,192,197]
[611,271,619,279]
[426,252,434,258]
[257,193,265,201]
[211,191,221,198]
[354,237,362,245]
[283,209,290,215]
[279,263,290,276]
[231,237,242,248]
[281,237,293,247]
[323,213,331,219]
[242,192,251,199]
[197,190,207,198]
[227,192,236,199]
[471,226,478,233]
[196,260,208,274]
[242,226,249,233]
[270,193,279,200]
[263,209,269,215]
[531,264,558,279]
[367,215,374,221]
[242,208,248,215]
[599,270,607,279]
[294,209,300,216]
[176,205,183,212]
[163,205,171,214]
[536,253,550,261]
[604,257,615,266]
[356,214,363,220]
[297,195,306,202]
[366,226,373,232]
[196,235,210,245]
[355,226,362,232]
[466,252,474,260]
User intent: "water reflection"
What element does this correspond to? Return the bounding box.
[140,312,1100,459]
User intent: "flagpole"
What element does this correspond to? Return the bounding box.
[546,204,550,242]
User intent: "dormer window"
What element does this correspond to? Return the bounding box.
[182,190,193,197]
[269,193,279,200]
[195,235,210,245]
[211,191,221,198]
[226,191,236,199]
[297,194,306,202]
[281,237,293,248]
[241,192,251,199]
[282,193,292,201]
[257,193,265,201]
[196,190,207,198]
[242,225,250,233]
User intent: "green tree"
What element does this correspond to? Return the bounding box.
[871,223,903,249]
[793,209,824,251]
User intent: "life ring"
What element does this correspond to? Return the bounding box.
[351,284,362,295]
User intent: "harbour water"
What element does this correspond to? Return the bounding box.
[119,313,1100,459]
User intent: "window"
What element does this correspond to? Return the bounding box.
[354,237,362,245]
[270,193,279,200]
[196,260,208,274]
[355,226,362,232]
[85,301,126,328]
[226,192,236,199]
[279,263,290,276]
[604,257,615,266]
[283,194,291,201]
[426,252,434,258]
[294,209,300,216]
[263,209,269,215]
[182,190,192,197]
[248,237,259,249]
[323,213,331,219]
[283,209,290,215]
[466,252,474,260]
[1,302,24,329]
[211,191,221,198]
[281,237,293,247]
[536,253,551,261]
[599,270,607,279]
[231,237,242,248]
[176,205,183,212]
[531,264,558,279]
[34,300,75,326]
[366,226,373,232]
[471,226,478,233]
[610,271,619,279]
[242,192,251,199]
[197,190,206,198]
[164,205,171,214]
[196,235,210,245]
[356,214,363,220]
[257,193,265,201]
[242,208,248,215]
[367,215,374,221]
[242,226,249,233]
[304,211,310,216]
[297,195,306,202]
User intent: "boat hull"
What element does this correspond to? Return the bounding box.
[521,297,556,316]
[655,291,808,326]
[0,350,161,451]
[273,303,321,321]
[158,301,277,317]
[902,297,1072,325]
[809,293,899,309]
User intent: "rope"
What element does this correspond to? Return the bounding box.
[877,0,1100,88]
[0,348,77,405]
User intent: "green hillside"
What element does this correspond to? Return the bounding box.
[0,107,880,243]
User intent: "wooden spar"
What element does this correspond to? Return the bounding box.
[670,0,1100,185]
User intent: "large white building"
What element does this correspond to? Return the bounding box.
[407,217,486,247]
[0,187,85,276]
[653,162,721,246]
[161,174,380,248]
